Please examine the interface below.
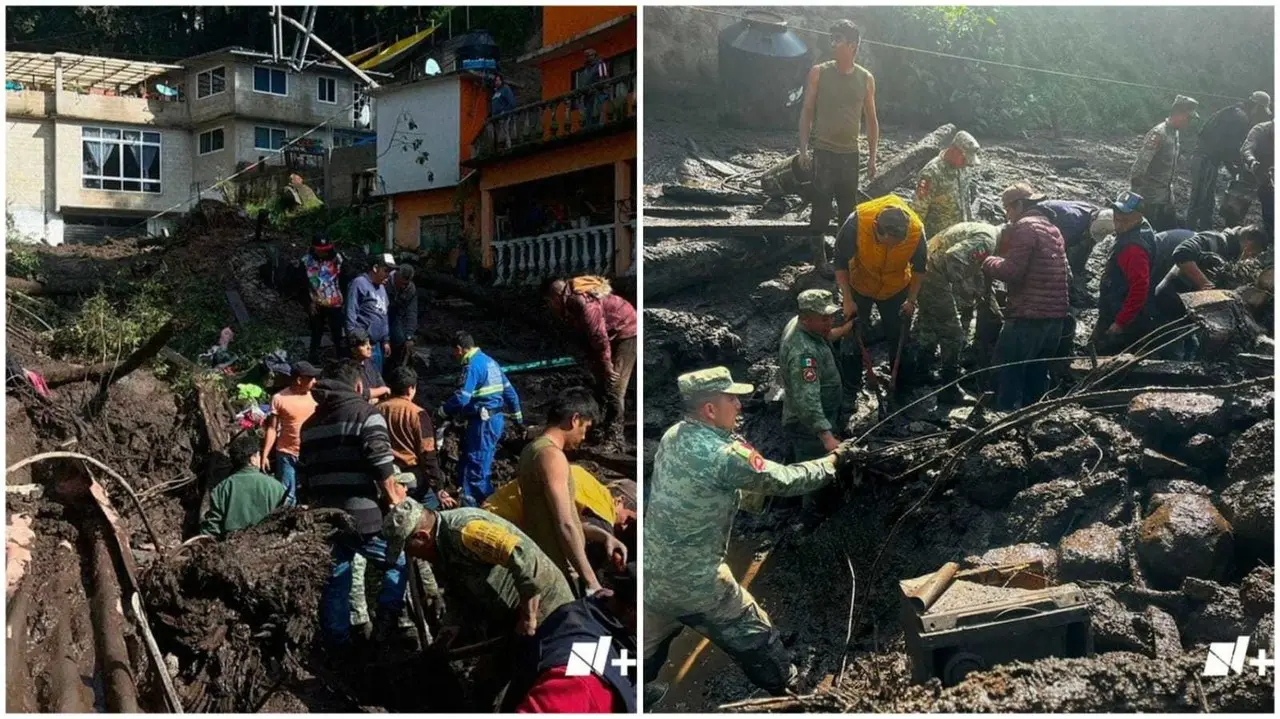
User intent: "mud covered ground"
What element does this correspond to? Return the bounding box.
[643,92,1275,712]
[6,228,636,712]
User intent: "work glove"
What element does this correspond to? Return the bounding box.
[832,443,867,475]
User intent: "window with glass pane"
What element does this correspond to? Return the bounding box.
[419,215,462,252]
[318,77,336,103]
[254,126,287,151]
[254,66,287,95]
[199,128,224,155]
[197,67,226,99]
[82,126,161,194]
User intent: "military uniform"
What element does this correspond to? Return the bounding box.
[384,501,575,629]
[1131,96,1199,231]
[643,367,836,693]
[914,222,999,380]
[912,131,980,236]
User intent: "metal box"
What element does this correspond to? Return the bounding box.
[899,561,1093,686]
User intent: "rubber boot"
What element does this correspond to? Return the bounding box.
[809,236,833,276]
[936,364,963,406]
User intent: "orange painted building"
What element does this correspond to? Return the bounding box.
[376,8,636,282]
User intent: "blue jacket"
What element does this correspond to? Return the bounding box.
[345,274,390,343]
[1040,200,1096,243]
[443,348,523,422]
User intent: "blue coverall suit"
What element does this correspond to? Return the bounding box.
[442,348,523,505]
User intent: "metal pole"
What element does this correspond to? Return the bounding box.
[288,6,303,68]
[276,11,381,89]
[297,6,317,71]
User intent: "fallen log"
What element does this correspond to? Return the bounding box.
[87,319,177,417]
[43,360,127,388]
[660,184,765,206]
[89,523,138,713]
[643,206,734,220]
[644,236,808,300]
[1064,358,1270,386]
[864,123,957,198]
[643,217,838,239]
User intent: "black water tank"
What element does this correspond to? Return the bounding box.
[718,11,811,130]
[457,29,499,71]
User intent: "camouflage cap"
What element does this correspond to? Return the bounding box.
[797,289,840,316]
[383,497,426,563]
[952,130,982,165]
[677,366,754,399]
[1172,94,1200,118]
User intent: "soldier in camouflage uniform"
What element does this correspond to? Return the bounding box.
[1131,95,1200,232]
[384,499,575,635]
[780,290,852,532]
[912,131,982,236]
[913,222,1000,402]
[643,367,853,704]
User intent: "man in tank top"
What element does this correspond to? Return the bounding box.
[799,19,880,275]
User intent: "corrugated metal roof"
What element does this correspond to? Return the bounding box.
[5,51,182,91]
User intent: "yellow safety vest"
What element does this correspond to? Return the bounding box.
[848,195,926,300]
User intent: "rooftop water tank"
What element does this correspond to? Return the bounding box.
[717,11,811,130]
[457,29,499,72]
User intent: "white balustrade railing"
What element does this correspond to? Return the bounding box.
[491,224,616,286]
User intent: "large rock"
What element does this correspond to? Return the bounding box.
[1174,433,1228,475]
[1029,437,1099,480]
[1240,566,1274,619]
[1141,605,1183,659]
[1028,405,1140,459]
[966,543,1060,581]
[1059,523,1129,582]
[1183,585,1259,644]
[1127,392,1230,443]
[1220,473,1275,552]
[643,308,745,431]
[1253,613,1274,653]
[1003,470,1125,544]
[1146,479,1213,513]
[959,440,1029,509]
[1226,419,1274,485]
[1136,494,1234,588]
[1083,586,1146,653]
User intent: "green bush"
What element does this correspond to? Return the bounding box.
[48,289,172,361]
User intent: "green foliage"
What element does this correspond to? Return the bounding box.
[48,288,172,362]
[850,5,1274,135]
[7,246,41,280]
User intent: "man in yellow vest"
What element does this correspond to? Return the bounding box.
[833,195,928,396]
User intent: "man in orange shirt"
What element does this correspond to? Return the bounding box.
[260,361,320,505]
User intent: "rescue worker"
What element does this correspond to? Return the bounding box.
[383,498,576,637]
[199,433,286,538]
[1094,191,1161,353]
[298,360,405,647]
[1189,91,1271,229]
[981,184,1070,410]
[515,387,605,594]
[780,290,852,533]
[798,19,880,274]
[1038,199,1112,291]
[912,131,981,236]
[543,276,638,445]
[1153,224,1270,357]
[1241,119,1275,235]
[440,331,523,507]
[1131,95,1200,232]
[377,366,453,507]
[832,196,928,397]
[643,367,853,703]
[913,222,1000,403]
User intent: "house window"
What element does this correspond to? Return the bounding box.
[254,126,287,151]
[196,67,226,99]
[82,126,162,194]
[253,66,288,95]
[419,214,462,252]
[318,77,336,103]
[198,128,225,155]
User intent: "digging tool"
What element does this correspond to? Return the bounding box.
[405,559,433,650]
[853,323,882,394]
[887,320,910,399]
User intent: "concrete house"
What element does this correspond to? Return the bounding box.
[5,47,382,245]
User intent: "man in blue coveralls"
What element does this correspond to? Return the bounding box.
[439,331,524,506]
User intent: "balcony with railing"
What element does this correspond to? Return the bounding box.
[491,224,618,286]
[471,72,636,162]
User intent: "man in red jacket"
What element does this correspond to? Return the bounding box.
[544,277,638,445]
[982,183,1071,410]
